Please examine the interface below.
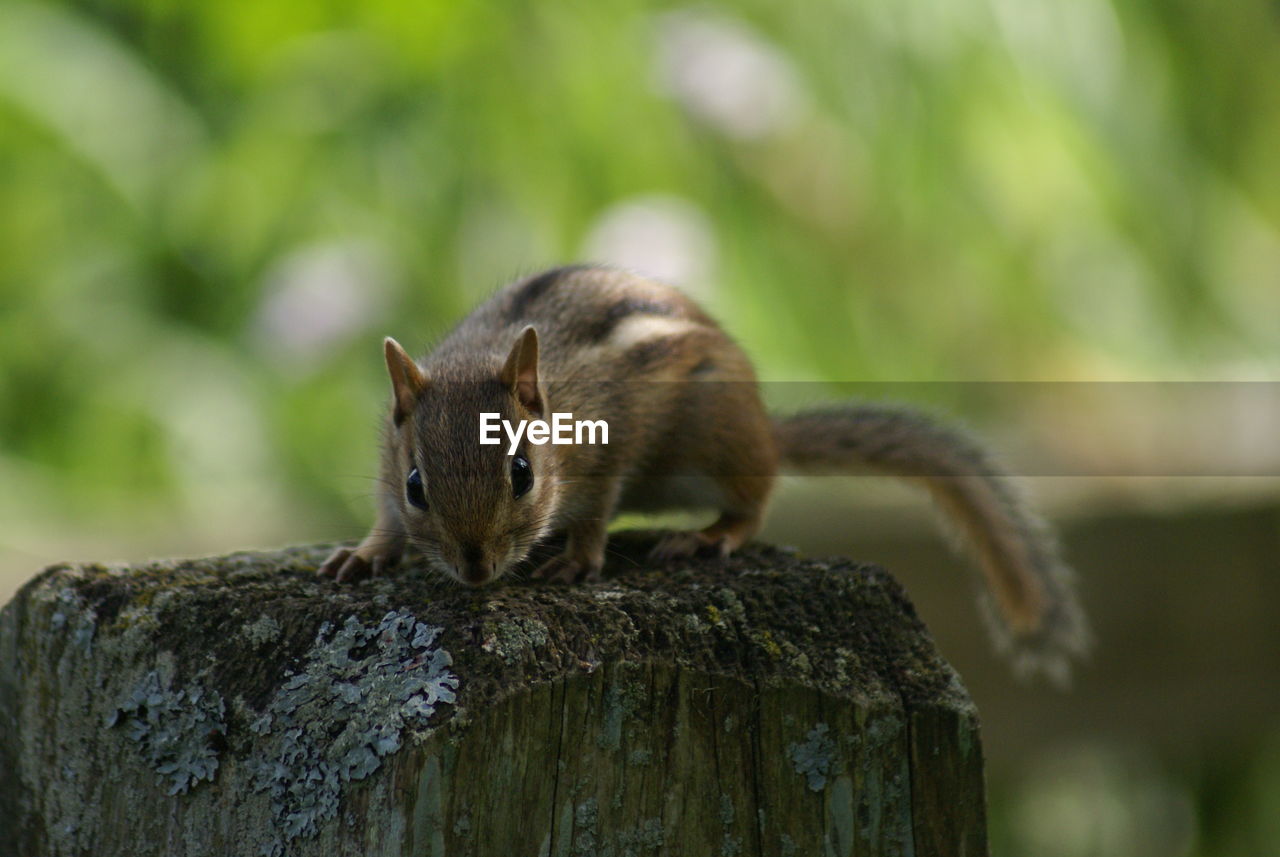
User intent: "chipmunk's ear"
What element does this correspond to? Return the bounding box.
[500,326,542,416]
[384,337,427,425]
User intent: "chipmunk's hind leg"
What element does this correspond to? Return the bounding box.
[648,490,770,560]
[647,382,777,561]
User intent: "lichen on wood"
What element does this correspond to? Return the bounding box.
[0,531,987,856]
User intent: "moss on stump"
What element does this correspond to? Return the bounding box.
[0,532,987,856]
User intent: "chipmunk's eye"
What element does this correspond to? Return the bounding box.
[510,455,533,499]
[405,467,428,510]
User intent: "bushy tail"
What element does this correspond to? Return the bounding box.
[773,403,1089,684]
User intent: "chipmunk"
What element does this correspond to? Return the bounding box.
[320,265,1088,680]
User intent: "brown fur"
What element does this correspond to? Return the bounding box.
[774,404,1089,683]
[319,266,1088,681]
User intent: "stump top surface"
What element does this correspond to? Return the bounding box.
[2,533,987,857]
[6,532,970,721]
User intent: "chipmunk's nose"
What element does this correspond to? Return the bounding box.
[460,544,495,585]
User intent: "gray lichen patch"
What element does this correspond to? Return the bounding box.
[247,611,458,849]
[48,586,97,652]
[238,614,282,647]
[598,679,646,752]
[572,797,599,856]
[480,615,550,664]
[719,793,741,856]
[719,793,735,826]
[863,715,902,751]
[616,818,665,852]
[788,723,839,792]
[106,667,226,796]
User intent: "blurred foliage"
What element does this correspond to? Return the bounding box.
[1,1,1278,853]
[3,0,1280,544]
[986,730,1280,857]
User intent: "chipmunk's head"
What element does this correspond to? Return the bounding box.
[382,327,561,585]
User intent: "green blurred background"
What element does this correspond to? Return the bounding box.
[2,0,1278,854]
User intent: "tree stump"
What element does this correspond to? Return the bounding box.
[0,533,987,857]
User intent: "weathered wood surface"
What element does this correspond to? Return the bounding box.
[0,532,987,857]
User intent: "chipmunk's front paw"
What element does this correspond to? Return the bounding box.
[530,553,602,584]
[318,545,399,584]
